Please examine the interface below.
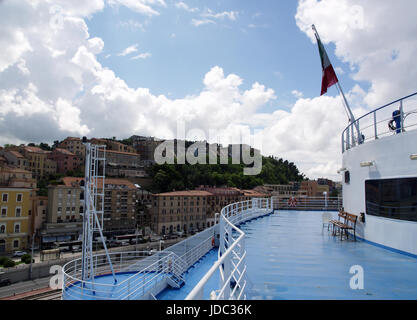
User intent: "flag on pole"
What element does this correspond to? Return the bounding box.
[314,29,339,95]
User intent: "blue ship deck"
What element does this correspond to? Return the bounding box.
[157,249,220,300]
[159,210,417,300]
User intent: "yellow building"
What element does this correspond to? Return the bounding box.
[0,188,32,253]
[16,146,57,179]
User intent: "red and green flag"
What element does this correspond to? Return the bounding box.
[314,31,339,95]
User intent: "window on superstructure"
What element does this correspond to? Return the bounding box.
[365,178,417,222]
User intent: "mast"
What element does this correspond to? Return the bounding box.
[312,24,362,144]
[81,140,117,285]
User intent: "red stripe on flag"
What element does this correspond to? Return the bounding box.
[321,64,338,96]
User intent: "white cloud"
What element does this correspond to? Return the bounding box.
[117,44,139,56]
[201,9,238,21]
[296,0,417,107]
[291,90,304,99]
[0,30,32,73]
[56,98,90,135]
[119,19,147,32]
[175,1,199,13]
[191,19,215,27]
[131,52,152,60]
[107,0,166,16]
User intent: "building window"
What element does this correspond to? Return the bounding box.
[14,224,20,233]
[1,193,8,202]
[15,207,21,217]
[1,207,6,217]
[0,225,5,234]
[365,178,417,222]
[16,193,23,202]
[13,239,19,248]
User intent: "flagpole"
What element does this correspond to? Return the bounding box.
[312,24,362,144]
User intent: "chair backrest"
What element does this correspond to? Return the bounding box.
[346,213,358,226]
[322,211,332,223]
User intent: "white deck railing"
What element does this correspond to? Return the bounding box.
[185,198,273,300]
[273,196,342,211]
[62,225,218,300]
[342,92,417,153]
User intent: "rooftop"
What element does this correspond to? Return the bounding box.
[7,150,25,158]
[0,164,32,174]
[104,149,139,156]
[53,148,76,156]
[24,146,49,154]
[61,177,138,190]
[155,190,214,197]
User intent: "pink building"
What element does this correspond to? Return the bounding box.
[48,148,80,174]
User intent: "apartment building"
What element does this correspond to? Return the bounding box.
[17,146,57,179]
[48,148,80,174]
[300,180,329,197]
[47,177,140,238]
[151,190,212,235]
[0,188,32,253]
[136,189,153,234]
[131,136,163,165]
[90,138,136,154]
[43,181,84,246]
[0,165,36,189]
[240,189,272,201]
[0,150,29,171]
[99,149,145,178]
[30,196,48,237]
[195,186,243,226]
[262,183,306,200]
[58,137,86,162]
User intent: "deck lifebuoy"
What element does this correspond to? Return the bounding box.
[211,237,215,246]
[388,119,396,131]
[288,197,297,207]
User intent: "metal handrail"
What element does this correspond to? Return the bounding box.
[185,198,273,300]
[341,92,417,152]
[62,226,219,300]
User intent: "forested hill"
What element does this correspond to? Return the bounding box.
[148,156,305,193]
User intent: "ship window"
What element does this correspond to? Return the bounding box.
[344,171,350,184]
[365,178,417,222]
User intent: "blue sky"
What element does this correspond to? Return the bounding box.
[87,0,356,111]
[2,0,415,179]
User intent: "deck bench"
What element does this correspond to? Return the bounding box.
[330,210,358,241]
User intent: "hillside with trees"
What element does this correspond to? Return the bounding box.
[148,156,305,193]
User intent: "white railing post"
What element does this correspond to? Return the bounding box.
[400,99,405,132]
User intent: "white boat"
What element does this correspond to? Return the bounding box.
[341,92,417,256]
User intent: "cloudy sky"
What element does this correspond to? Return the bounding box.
[1,0,417,180]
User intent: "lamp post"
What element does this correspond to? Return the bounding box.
[135,227,139,252]
[29,231,36,280]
